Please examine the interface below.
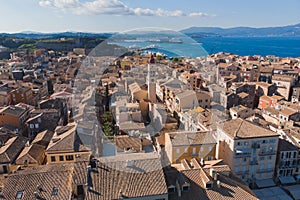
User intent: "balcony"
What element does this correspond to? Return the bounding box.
[257,169,274,173]
[249,160,258,165]
[259,151,276,156]
[252,143,260,149]
[279,164,297,169]
[236,170,249,175]
[234,148,252,158]
[234,153,251,158]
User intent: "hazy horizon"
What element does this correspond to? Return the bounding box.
[1,22,300,34]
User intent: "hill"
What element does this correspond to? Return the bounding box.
[181,23,300,37]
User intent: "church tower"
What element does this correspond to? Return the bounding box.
[147,54,156,102]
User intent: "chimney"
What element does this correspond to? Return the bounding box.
[119,190,124,199]
[210,168,219,181]
[210,168,214,177]
[33,192,39,199]
[200,158,205,166]
[217,180,221,188]
[126,160,133,167]
[86,165,92,190]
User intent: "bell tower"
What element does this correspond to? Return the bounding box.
[147,54,156,102]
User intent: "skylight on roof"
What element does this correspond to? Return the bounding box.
[16,191,24,199]
[52,187,58,196]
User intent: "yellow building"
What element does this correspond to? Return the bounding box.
[45,123,91,164]
[164,131,217,164]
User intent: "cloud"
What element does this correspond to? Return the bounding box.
[38,0,214,17]
[188,12,211,17]
[39,0,79,9]
[39,0,52,7]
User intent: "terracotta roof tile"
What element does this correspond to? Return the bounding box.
[220,118,278,139]
[1,164,73,200]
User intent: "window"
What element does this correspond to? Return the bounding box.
[30,124,34,129]
[51,156,56,162]
[16,191,24,199]
[269,156,272,160]
[205,183,212,189]
[192,148,196,155]
[176,149,180,154]
[244,141,249,146]
[52,187,58,196]
[182,185,190,191]
[269,139,276,143]
[77,185,84,196]
[262,140,268,144]
[260,156,265,161]
[66,155,74,161]
[235,167,239,173]
[259,164,264,171]
[184,148,188,153]
[207,156,213,161]
[35,124,39,128]
[59,156,64,161]
[200,147,204,152]
[168,186,176,193]
[2,166,8,173]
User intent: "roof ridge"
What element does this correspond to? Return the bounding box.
[234,119,244,138]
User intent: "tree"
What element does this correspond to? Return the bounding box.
[102,112,114,136]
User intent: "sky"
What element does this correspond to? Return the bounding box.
[0,0,300,33]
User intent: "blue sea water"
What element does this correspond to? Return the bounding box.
[194,36,300,58]
[113,36,300,58]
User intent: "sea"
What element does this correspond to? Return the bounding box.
[195,36,300,58]
[113,36,300,58]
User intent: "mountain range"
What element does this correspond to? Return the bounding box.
[0,31,113,39]
[1,23,300,39]
[181,23,300,37]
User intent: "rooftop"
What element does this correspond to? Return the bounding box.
[168,131,216,146]
[278,138,298,152]
[115,135,142,153]
[0,106,27,117]
[74,156,168,200]
[220,118,279,139]
[165,158,258,200]
[1,164,73,200]
[0,136,27,163]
